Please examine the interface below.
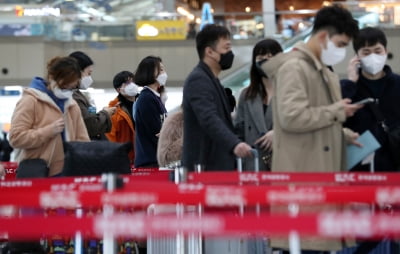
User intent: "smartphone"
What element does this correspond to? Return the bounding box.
[353,98,375,105]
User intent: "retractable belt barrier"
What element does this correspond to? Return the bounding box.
[1,212,400,239]
[1,182,400,208]
[187,171,400,185]
[1,171,399,190]
[2,170,400,242]
[3,160,400,185]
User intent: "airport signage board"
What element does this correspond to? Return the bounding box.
[136,20,186,40]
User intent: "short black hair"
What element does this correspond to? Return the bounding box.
[134,56,162,87]
[312,4,358,39]
[353,27,387,52]
[69,51,94,71]
[196,24,231,60]
[113,71,134,89]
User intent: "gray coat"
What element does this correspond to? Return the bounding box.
[182,61,241,171]
[234,89,273,171]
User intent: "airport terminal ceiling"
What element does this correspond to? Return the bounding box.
[0,0,174,22]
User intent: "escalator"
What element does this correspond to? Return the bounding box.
[220,26,313,98]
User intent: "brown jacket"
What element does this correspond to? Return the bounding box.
[73,90,111,140]
[10,87,89,176]
[263,41,355,251]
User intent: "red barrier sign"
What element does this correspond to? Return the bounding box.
[1,212,400,239]
[188,172,400,185]
[2,184,400,208]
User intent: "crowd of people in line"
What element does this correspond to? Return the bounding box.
[1,3,400,254]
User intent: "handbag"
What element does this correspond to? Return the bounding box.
[62,140,132,176]
[11,139,56,252]
[16,159,49,178]
[357,85,400,170]
[16,139,57,179]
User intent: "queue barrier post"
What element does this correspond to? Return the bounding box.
[102,173,119,254]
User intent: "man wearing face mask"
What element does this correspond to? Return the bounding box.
[341,27,400,254]
[182,24,252,172]
[342,27,400,173]
[69,51,115,140]
[263,5,361,253]
[106,71,137,163]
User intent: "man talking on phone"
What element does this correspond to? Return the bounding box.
[340,23,400,254]
[341,27,400,173]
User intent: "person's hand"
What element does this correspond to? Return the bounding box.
[103,106,117,116]
[254,130,273,151]
[52,118,65,136]
[347,55,360,82]
[341,98,363,118]
[0,163,5,178]
[233,142,252,158]
[347,131,362,147]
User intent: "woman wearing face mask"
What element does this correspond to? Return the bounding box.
[133,56,168,168]
[106,71,138,163]
[9,56,90,177]
[235,39,283,172]
[69,51,115,140]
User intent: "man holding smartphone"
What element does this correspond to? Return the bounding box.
[340,25,400,254]
[262,5,362,253]
[341,27,400,173]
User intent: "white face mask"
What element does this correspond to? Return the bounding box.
[122,82,139,97]
[79,75,93,90]
[53,86,73,99]
[156,72,168,86]
[360,53,387,75]
[320,37,346,66]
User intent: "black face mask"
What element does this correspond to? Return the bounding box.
[255,59,268,78]
[219,51,234,70]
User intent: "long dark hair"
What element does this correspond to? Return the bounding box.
[245,39,282,101]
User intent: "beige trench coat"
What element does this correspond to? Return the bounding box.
[263,41,356,251]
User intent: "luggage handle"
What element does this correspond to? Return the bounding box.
[236,148,259,173]
[236,149,260,216]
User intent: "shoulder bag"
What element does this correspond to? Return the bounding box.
[16,139,57,178]
[357,84,400,171]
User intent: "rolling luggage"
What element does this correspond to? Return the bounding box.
[205,149,271,254]
[147,149,271,254]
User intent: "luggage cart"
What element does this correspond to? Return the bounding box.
[147,150,271,254]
